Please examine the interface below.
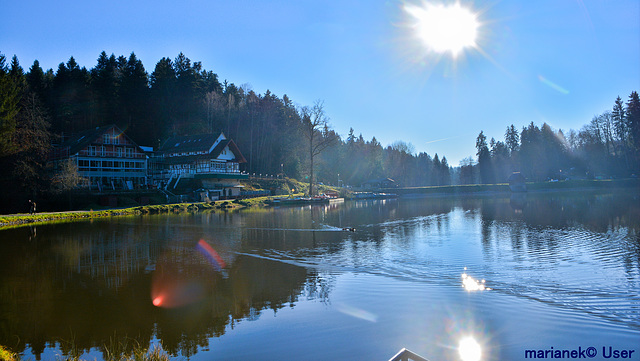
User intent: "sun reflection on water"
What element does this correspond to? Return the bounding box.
[458,336,482,361]
[461,268,491,291]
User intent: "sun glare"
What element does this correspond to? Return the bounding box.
[459,336,482,361]
[405,2,479,57]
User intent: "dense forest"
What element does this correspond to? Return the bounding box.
[470,92,640,184]
[0,50,639,208]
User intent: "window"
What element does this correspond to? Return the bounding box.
[78,159,89,171]
[210,161,225,172]
[114,136,120,145]
[88,146,96,156]
[103,134,110,144]
[117,148,122,157]
[125,148,133,158]
[100,146,106,156]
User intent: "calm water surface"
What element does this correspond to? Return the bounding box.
[1,191,639,360]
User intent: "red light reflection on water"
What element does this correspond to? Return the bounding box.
[150,269,207,308]
[150,239,227,308]
[152,296,163,306]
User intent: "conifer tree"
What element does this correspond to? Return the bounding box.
[0,54,20,156]
[476,131,493,183]
[612,96,626,143]
[626,91,640,168]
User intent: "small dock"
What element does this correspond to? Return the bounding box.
[269,196,344,206]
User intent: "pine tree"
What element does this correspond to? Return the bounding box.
[626,91,640,169]
[0,54,21,156]
[505,124,519,155]
[120,52,151,144]
[11,93,52,197]
[26,60,47,101]
[441,156,451,185]
[150,57,177,139]
[91,51,121,126]
[51,57,91,132]
[476,131,493,183]
[612,96,626,143]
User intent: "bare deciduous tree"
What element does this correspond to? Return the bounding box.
[51,158,84,193]
[300,100,336,195]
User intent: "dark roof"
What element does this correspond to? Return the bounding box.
[159,133,222,153]
[159,133,247,163]
[51,124,146,160]
[58,125,125,156]
[58,125,110,156]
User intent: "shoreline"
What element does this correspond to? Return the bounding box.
[385,178,639,196]
[1,179,637,229]
[0,196,275,229]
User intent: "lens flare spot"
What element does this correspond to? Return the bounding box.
[153,296,163,307]
[197,239,227,270]
[459,336,482,361]
[538,75,570,95]
[335,303,378,323]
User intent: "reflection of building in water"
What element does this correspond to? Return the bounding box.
[70,235,238,291]
[73,235,163,289]
[62,218,245,291]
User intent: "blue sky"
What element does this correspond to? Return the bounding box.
[2,0,639,165]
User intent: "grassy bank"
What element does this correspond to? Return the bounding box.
[0,344,170,361]
[0,194,287,229]
[0,345,18,361]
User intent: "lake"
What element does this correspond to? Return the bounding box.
[1,190,639,361]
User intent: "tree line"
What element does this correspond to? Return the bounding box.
[0,51,454,201]
[471,92,640,184]
[0,50,638,211]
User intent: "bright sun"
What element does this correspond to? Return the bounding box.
[405,2,479,57]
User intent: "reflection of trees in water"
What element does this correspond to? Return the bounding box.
[475,191,640,261]
[482,191,640,232]
[2,192,637,359]
[474,190,640,327]
[0,221,327,360]
[145,253,326,356]
[0,229,156,361]
[304,271,334,304]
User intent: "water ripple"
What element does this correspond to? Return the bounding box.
[246,214,640,329]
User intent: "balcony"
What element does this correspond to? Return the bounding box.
[155,168,248,180]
